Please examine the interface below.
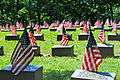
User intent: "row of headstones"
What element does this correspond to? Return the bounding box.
[0,42,114,57]
[5,34,44,41]
[1,26,120,32]
[0,44,115,80]
[0,29,116,80]
[5,33,120,41]
[49,27,112,31]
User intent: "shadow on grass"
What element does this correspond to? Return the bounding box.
[44,70,74,80]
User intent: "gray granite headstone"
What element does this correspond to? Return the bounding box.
[52,45,74,56]
[5,34,19,40]
[108,33,120,41]
[94,27,101,30]
[66,28,76,31]
[17,28,24,31]
[104,28,112,31]
[50,28,57,31]
[0,46,4,55]
[78,33,89,40]
[41,27,48,29]
[0,65,43,80]
[95,44,114,57]
[1,29,10,32]
[32,46,42,56]
[80,27,94,31]
[34,34,44,40]
[94,27,112,31]
[71,69,116,80]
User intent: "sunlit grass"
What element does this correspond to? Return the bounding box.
[0,28,120,80]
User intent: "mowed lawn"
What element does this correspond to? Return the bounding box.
[0,28,120,80]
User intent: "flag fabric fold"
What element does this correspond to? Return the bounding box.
[81,28,102,72]
[83,22,88,33]
[11,28,34,75]
[60,26,69,46]
[98,26,105,43]
[29,27,37,46]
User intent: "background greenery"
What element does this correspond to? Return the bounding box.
[1,0,120,25]
[0,28,120,80]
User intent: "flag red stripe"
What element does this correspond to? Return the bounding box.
[98,30,105,43]
[11,43,21,64]
[84,53,89,70]
[13,45,32,67]
[60,35,69,46]
[81,47,102,71]
[13,49,33,75]
[12,46,33,75]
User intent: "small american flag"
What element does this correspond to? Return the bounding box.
[112,21,117,32]
[29,27,37,46]
[98,26,105,43]
[81,28,102,71]
[11,25,16,34]
[83,23,88,33]
[60,26,69,46]
[60,34,69,46]
[11,28,34,75]
[35,24,41,33]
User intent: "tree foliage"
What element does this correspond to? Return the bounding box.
[0,0,120,24]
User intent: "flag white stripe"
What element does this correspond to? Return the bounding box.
[96,59,102,65]
[15,45,32,63]
[12,45,32,72]
[14,51,34,75]
[61,35,68,46]
[88,48,96,71]
[13,48,23,64]
[62,39,68,45]
[83,53,87,70]
[85,49,92,71]
[12,46,33,74]
[11,43,21,63]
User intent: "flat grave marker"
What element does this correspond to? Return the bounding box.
[71,69,116,80]
[0,65,43,80]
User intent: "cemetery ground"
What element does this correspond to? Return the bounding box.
[0,28,120,80]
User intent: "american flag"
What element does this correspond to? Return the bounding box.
[94,20,101,27]
[83,23,88,33]
[98,26,105,43]
[60,26,69,46]
[81,28,102,71]
[110,20,113,26]
[29,27,37,46]
[35,24,41,33]
[11,28,34,75]
[60,34,69,46]
[11,25,16,34]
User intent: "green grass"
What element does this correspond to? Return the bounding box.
[0,28,120,80]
